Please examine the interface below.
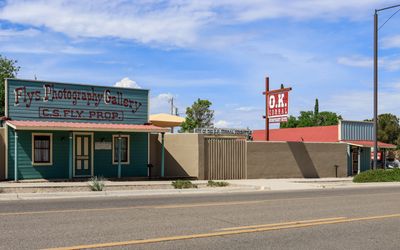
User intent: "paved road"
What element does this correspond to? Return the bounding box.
[1,187,400,250]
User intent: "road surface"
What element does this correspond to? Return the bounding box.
[1,187,399,249]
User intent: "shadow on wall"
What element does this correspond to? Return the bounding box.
[287,142,319,178]
[247,141,347,179]
[149,134,192,178]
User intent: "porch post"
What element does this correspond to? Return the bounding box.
[14,131,18,182]
[69,132,73,179]
[383,149,386,170]
[161,132,165,177]
[357,147,361,174]
[118,134,122,178]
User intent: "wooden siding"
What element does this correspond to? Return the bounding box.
[93,132,148,178]
[6,79,148,124]
[8,128,69,180]
[360,147,371,172]
[7,129,149,180]
[0,128,5,180]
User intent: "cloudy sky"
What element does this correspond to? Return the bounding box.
[1,0,400,129]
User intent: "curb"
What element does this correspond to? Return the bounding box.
[0,186,261,201]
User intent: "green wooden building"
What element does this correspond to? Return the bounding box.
[3,79,168,180]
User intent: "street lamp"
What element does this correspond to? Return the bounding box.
[373,4,400,170]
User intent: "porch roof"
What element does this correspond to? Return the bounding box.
[341,140,396,149]
[6,120,170,133]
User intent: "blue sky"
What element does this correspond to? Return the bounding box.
[1,0,400,129]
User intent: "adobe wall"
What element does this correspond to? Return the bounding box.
[247,141,348,178]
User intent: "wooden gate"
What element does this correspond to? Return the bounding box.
[204,136,247,180]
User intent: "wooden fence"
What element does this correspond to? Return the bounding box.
[204,136,247,179]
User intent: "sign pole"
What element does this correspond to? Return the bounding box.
[265,77,269,141]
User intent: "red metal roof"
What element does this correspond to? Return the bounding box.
[253,125,339,142]
[6,120,169,133]
[342,140,396,149]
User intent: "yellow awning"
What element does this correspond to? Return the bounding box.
[149,113,185,127]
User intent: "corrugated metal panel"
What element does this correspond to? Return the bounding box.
[205,137,246,180]
[341,120,373,141]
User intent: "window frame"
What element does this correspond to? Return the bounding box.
[112,134,130,165]
[31,133,53,166]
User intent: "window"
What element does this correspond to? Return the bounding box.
[32,133,53,165]
[112,135,130,164]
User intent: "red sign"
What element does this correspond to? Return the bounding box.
[267,90,289,118]
[370,151,382,161]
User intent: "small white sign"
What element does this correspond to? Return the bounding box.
[95,141,112,150]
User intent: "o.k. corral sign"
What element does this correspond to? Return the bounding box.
[5,79,148,124]
[267,90,290,123]
[262,76,292,140]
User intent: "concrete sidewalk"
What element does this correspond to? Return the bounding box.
[1,178,400,201]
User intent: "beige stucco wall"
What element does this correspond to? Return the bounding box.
[0,128,5,180]
[150,133,203,178]
[247,141,348,178]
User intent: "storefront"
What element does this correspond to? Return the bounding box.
[2,79,168,180]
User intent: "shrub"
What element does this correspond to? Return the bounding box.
[353,169,400,183]
[171,180,198,189]
[207,180,229,187]
[89,176,105,191]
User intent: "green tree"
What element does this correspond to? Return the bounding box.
[280,115,298,128]
[377,113,400,145]
[314,98,319,116]
[180,99,214,132]
[1,55,20,116]
[280,98,342,128]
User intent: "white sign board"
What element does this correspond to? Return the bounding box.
[95,141,112,150]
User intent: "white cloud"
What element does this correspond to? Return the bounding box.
[214,120,231,128]
[325,90,400,120]
[150,93,174,114]
[235,106,260,112]
[114,77,141,88]
[337,56,372,68]
[0,44,102,55]
[0,28,40,38]
[337,55,400,71]
[382,35,400,49]
[0,0,391,48]
[383,58,400,71]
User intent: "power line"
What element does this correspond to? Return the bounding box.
[379,7,400,30]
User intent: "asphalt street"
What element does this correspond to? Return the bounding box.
[1,187,400,250]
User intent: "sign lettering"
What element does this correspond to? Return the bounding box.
[14,84,142,113]
[39,107,124,121]
[267,91,289,118]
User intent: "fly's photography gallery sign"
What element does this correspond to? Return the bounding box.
[12,83,143,121]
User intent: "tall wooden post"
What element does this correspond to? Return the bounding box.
[118,134,122,178]
[14,131,18,182]
[69,132,73,179]
[161,132,165,177]
[265,77,270,141]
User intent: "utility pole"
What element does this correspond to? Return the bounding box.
[373,4,400,170]
[169,97,174,133]
[170,97,174,115]
[373,10,378,170]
